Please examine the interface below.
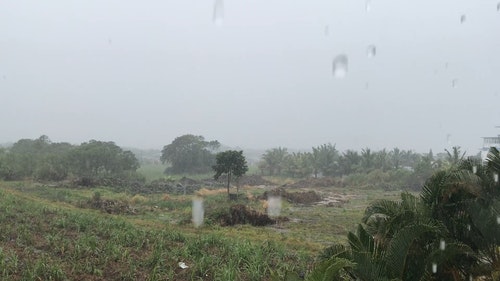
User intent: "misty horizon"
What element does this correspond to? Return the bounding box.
[2,1,499,155]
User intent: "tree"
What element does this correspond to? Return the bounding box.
[212,150,248,198]
[311,148,500,281]
[69,140,139,179]
[338,150,361,176]
[311,143,339,177]
[444,146,466,167]
[161,134,220,174]
[261,147,288,176]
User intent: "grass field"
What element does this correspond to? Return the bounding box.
[0,180,405,280]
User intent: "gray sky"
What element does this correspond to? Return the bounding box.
[1,0,499,154]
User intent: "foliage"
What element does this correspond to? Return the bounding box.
[0,136,141,186]
[213,150,248,197]
[312,147,500,281]
[160,134,220,174]
[260,147,289,176]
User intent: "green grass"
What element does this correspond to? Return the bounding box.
[0,180,410,280]
[137,163,169,182]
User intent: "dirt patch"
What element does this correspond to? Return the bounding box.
[83,193,137,215]
[214,204,278,226]
[315,194,353,207]
[288,177,343,189]
[259,187,323,204]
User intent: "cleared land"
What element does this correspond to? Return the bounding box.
[0,179,404,280]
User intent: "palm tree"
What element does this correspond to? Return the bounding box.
[311,147,500,281]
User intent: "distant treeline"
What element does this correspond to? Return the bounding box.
[0,135,142,185]
[0,134,476,191]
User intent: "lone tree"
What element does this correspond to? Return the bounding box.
[161,134,220,174]
[213,150,248,198]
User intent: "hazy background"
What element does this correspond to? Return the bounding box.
[1,0,499,154]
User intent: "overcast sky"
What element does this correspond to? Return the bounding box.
[1,0,499,154]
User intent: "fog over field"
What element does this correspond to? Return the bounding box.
[1,0,499,153]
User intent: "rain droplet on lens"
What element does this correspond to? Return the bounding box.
[497,216,500,224]
[267,196,282,217]
[460,14,466,23]
[192,198,204,228]
[213,0,224,26]
[467,224,471,231]
[497,2,500,11]
[365,0,371,12]
[324,25,329,36]
[432,263,437,273]
[494,173,498,182]
[332,54,348,78]
[472,166,477,174]
[440,239,446,250]
[367,45,376,58]
[452,79,458,88]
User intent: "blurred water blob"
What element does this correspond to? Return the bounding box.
[192,198,204,227]
[497,216,500,224]
[494,173,498,182]
[472,166,477,174]
[324,25,329,36]
[332,54,348,78]
[460,14,466,23]
[497,2,500,11]
[213,0,224,26]
[452,79,458,88]
[432,263,437,273]
[439,239,446,250]
[267,196,282,217]
[367,45,376,58]
[365,0,371,12]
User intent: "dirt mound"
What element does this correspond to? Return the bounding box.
[178,177,200,185]
[215,204,276,226]
[209,174,273,186]
[288,177,343,189]
[238,175,273,186]
[84,193,137,214]
[259,187,322,204]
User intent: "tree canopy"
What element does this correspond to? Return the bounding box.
[213,150,248,198]
[0,136,141,186]
[311,147,500,280]
[161,134,220,174]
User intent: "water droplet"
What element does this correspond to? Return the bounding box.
[447,134,452,145]
[267,196,282,217]
[432,263,437,273]
[213,0,224,26]
[332,54,348,78]
[366,45,376,58]
[469,275,473,281]
[365,0,371,12]
[440,239,446,250]
[473,166,477,174]
[497,3,500,11]
[467,224,471,231]
[497,216,500,224]
[324,25,329,36]
[494,173,498,182]
[452,79,458,88]
[460,14,466,23]
[192,198,204,227]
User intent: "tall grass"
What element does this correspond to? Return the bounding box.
[0,184,310,280]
